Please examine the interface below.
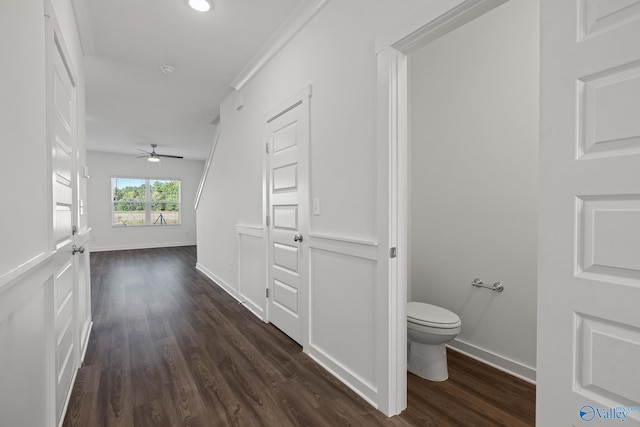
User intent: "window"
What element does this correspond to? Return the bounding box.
[112,177,181,226]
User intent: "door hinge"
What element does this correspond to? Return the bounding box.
[266,215,270,226]
[266,288,270,298]
[389,247,397,258]
[266,142,269,154]
[72,225,78,235]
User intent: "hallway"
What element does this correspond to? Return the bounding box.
[63,247,534,426]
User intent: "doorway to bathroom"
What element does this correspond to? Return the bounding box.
[407,0,538,381]
[376,0,537,415]
[380,0,640,421]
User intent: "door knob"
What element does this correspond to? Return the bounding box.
[293,233,303,242]
[72,245,85,255]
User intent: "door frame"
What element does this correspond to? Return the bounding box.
[375,0,508,415]
[263,85,312,349]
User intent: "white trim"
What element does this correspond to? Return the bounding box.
[377,0,507,54]
[79,321,93,363]
[57,368,78,427]
[196,263,246,304]
[308,347,378,407]
[235,224,264,237]
[236,225,266,321]
[76,226,92,241]
[0,252,52,293]
[194,125,221,210]
[0,248,55,426]
[0,257,54,323]
[447,340,537,384]
[375,0,466,54]
[308,232,377,247]
[375,47,407,416]
[264,84,312,122]
[198,260,272,326]
[89,241,197,252]
[375,0,510,416]
[230,1,331,91]
[308,235,378,261]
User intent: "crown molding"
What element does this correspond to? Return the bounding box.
[375,0,507,54]
[230,0,331,91]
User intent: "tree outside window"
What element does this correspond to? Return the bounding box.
[112,177,181,226]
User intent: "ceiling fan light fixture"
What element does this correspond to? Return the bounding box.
[137,144,184,162]
[186,0,212,12]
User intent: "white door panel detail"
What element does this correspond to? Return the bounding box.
[266,87,310,345]
[539,0,640,424]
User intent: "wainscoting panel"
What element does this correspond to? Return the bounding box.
[307,235,379,404]
[0,256,54,427]
[236,225,266,320]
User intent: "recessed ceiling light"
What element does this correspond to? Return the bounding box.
[186,0,212,12]
[160,65,175,75]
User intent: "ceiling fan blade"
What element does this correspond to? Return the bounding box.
[134,155,148,158]
[137,148,152,154]
[157,154,184,159]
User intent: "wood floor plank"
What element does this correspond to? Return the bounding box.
[63,246,535,427]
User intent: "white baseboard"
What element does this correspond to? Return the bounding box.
[195,263,266,322]
[307,346,378,409]
[90,241,197,252]
[58,367,78,427]
[195,263,241,302]
[79,321,93,363]
[447,338,536,384]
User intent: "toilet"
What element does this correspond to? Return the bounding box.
[407,301,461,381]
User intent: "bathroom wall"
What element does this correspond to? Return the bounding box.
[410,0,539,380]
[87,151,203,251]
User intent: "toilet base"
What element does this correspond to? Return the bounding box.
[407,341,449,381]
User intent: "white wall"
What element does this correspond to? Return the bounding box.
[0,0,48,277]
[87,151,203,251]
[194,0,472,412]
[409,0,538,379]
[0,0,87,425]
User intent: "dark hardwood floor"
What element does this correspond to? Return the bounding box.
[63,246,534,426]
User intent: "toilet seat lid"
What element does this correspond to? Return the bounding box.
[407,302,461,328]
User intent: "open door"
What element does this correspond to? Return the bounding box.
[538,1,640,425]
[46,15,80,424]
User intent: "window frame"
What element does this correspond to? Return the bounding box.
[111,176,182,227]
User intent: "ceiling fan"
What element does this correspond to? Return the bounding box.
[137,144,184,163]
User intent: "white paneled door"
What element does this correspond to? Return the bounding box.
[538,1,640,425]
[265,87,311,346]
[49,26,79,424]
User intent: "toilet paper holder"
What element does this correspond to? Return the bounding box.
[471,278,504,292]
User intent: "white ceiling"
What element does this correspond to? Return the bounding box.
[74,0,304,160]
